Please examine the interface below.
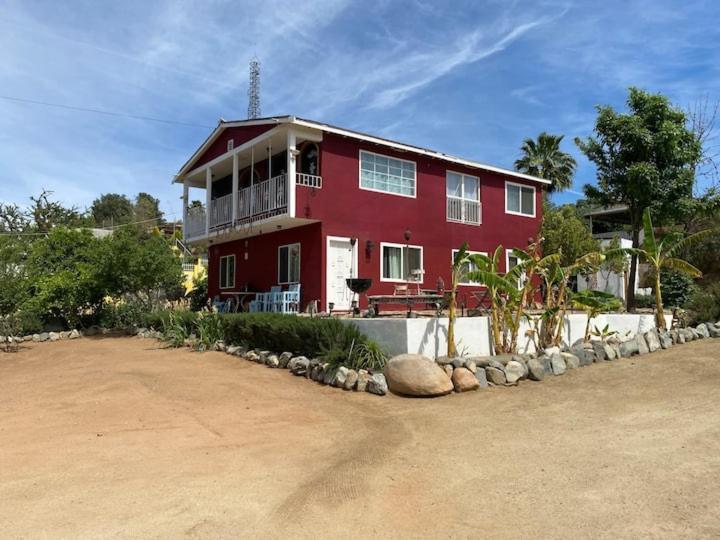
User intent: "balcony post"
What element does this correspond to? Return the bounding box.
[287,128,296,217]
[182,181,189,240]
[205,167,212,236]
[231,153,238,224]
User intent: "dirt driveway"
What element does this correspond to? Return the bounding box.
[1,337,720,539]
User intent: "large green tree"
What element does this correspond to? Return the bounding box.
[91,193,134,228]
[575,87,702,310]
[134,192,163,227]
[514,132,577,193]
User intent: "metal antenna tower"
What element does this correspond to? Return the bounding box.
[247,58,261,119]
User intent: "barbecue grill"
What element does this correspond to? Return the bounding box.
[346,278,372,316]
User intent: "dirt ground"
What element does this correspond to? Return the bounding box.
[1,338,720,539]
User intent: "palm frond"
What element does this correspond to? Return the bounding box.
[662,257,702,278]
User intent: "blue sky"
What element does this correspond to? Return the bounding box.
[1,0,719,220]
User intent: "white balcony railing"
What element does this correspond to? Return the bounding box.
[209,193,233,229]
[447,197,481,225]
[297,172,322,188]
[247,173,287,219]
[185,205,206,239]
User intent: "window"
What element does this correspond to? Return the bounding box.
[278,243,301,284]
[219,255,235,289]
[451,249,487,285]
[505,181,536,217]
[381,242,423,282]
[299,142,319,175]
[226,139,234,152]
[447,172,480,224]
[360,150,416,197]
[506,251,526,289]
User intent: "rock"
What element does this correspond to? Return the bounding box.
[38,332,49,342]
[451,358,465,369]
[356,370,370,392]
[245,351,260,362]
[561,353,580,370]
[709,325,720,338]
[488,359,505,371]
[306,359,320,379]
[527,358,546,381]
[226,345,243,355]
[468,356,493,368]
[676,329,686,344]
[536,354,553,374]
[333,366,349,387]
[644,330,661,352]
[511,356,529,378]
[464,360,477,374]
[550,353,566,375]
[474,368,488,388]
[49,331,61,342]
[344,369,358,390]
[258,350,270,363]
[311,364,324,382]
[435,355,455,366]
[278,352,293,368]
[290,357,310,376]
[543,346,561,357]
[504,360,525,384]
[452,367,480,392]
[492,354,514,366]
[443,365,454,378]
[592,340,607,361]
[603,343,616,361]
[322,367,337,385]
[367,373,388,396]
[636,334,649,355]
[384,354,454,397]
[485,366,506,385]
[659,331,673,349]
[32,334,41,342]
[696,323,710,338]
[266,354,279,368]
[619,338,638,357]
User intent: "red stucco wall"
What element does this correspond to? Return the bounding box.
[295,132,544,308]
[194,124,275,169]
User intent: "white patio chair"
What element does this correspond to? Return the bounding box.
[279,284,301,314]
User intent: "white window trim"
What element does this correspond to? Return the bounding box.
[219,254,235,289]
[505,249,527,289]
[278,243,301,284]
[446,170,481,225]
[504,180,536,218]
[358,149,417,199]
[451,249,487,286]
[380,241,424,283]
[446,170,480,201]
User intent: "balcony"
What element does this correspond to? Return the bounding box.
[447,197,481,225]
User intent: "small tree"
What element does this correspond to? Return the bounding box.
[618,208,712,329]
[572,289,622,341]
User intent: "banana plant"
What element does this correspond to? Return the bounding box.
[610,208,712,330]
[571,289,622,341]
[447,242,470,358]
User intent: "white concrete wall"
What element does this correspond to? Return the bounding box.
[345,312,668,358]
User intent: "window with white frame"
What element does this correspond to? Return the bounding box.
[505,181,536,217]
[447,172,480,224]
[506,251,526,289]
[381,243,423,282]
[219,255,235,289]
[451,249,487,285]
[278,243,301,284]
[360,151,416,197]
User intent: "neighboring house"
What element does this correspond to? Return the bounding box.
[174,115,549,311]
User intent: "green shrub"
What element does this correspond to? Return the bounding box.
[99,299,147,329]
[161,311,191,347]
[189,274,208,311]
[143,309,197,334]
[660,270,696,308]
[196,312,224,350]
[686,282,720,324]
[634,294,655,309]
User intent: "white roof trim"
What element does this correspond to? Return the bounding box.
[174,115,550,186]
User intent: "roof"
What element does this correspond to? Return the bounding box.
[176,115,551,185]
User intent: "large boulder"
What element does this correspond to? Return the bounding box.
[367,373,388,396]
[289,357,310,376]
[504,360,525,384]
[527,358,546,381]
[592,340,607,361]
[344,369,359,390]
[485,366,506,385]
[474,368,489,388]
[561,353,580,370]
[636,334,650,355]
[384,354,453,397]
[356,369,370,392]
[644,330,661,352]
[333,366,349,387]
[696,323,710,339]
[709,324,720,338]
[550,353,566,375]
[451,367,480,392]
[619,338,638,357]
[659,331,673,349]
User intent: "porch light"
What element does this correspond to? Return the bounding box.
[365,240,375,256]
[404,229,412,242]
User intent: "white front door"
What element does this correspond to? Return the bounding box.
[327,237,356,311]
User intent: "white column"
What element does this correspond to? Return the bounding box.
[182,181,189,240]
[205,167,212,236]
[231,153,239,224]
[287,129,297,218]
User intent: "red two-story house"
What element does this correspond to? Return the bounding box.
[175,116,548,312]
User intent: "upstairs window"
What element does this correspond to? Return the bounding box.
[360,151,416,197]
[220,255,235,289]
[381,243,423,282]
[447,172,481,224]
[505,181,536,217]
[278,243,301,284]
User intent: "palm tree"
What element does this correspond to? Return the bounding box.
[514,133,577,193]
[617,208,712,329]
